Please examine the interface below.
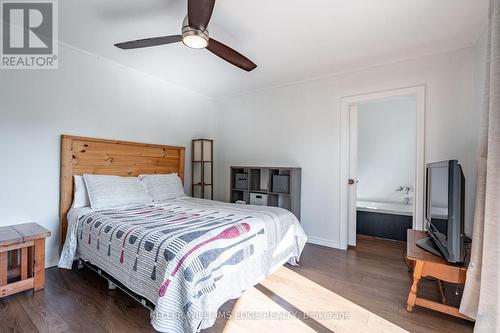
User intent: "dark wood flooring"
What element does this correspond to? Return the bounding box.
[0,236,474,333]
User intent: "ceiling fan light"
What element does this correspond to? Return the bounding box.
[181,18,209,49]
[182,35,208,49]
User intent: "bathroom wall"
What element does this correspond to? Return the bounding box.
[357,97,417,204]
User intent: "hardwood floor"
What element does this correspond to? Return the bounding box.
[0,236,474,333]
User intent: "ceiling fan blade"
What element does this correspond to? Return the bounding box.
[188,0,216,31]
[115,35,182,49]
[206,38,257,72]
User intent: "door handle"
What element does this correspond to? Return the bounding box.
[348,179,357,185]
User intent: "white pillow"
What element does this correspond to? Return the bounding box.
[72,175,90,208]
[139,173,186,202]
[83,174,152,210]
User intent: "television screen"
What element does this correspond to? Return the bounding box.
[421,160,465,263]
[427,164,449,238]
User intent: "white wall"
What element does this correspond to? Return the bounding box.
[357,98,417,204]
[213,47,481,248]
[0,44,214,267]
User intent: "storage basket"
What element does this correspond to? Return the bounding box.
[234,173,248,189]
[272,175,290,193]
[250,193,268,206]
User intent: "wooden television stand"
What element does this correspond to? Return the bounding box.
[406,229,473,321]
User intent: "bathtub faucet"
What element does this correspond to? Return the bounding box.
[395,186,412,195]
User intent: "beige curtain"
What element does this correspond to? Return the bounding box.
[459,0,500,331]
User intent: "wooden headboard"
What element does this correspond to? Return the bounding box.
[59,135,185,250]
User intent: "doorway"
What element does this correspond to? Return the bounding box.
[339,86,425,249]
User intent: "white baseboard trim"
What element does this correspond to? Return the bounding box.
[307,236,343,250]
[46,259,59,268]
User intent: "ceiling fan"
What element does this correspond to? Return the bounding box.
[114,0,257,72]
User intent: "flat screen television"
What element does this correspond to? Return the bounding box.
[417,160,465,263]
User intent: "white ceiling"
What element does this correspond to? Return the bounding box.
[60,0,488,98]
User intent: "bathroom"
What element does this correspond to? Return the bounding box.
[356,96,417,241]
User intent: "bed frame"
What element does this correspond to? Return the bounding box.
[59,135,185,250]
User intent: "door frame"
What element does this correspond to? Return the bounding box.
[339,85,426,249]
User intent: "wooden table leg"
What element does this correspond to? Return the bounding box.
[21,247,28,280]
[33,239,45,291]
[407,258,416,272]
[407,260,424,312]
[0,252,7,286]
[437,279,447,304]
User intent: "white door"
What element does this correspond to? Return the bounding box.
[340,86,425,250]
[347,104,358,246]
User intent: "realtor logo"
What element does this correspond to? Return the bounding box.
[1,0,58,69]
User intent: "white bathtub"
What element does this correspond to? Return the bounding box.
[357,200,413,216]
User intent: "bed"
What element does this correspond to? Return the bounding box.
[57,135,307,333]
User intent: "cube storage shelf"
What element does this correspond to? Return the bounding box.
[230,166,301,220]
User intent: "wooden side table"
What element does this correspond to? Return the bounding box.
[406,229,473,321]
[0,223,51,298]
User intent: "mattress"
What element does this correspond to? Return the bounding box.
[58,197,307,332]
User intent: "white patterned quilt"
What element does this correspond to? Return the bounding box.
[58,197,307,332]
